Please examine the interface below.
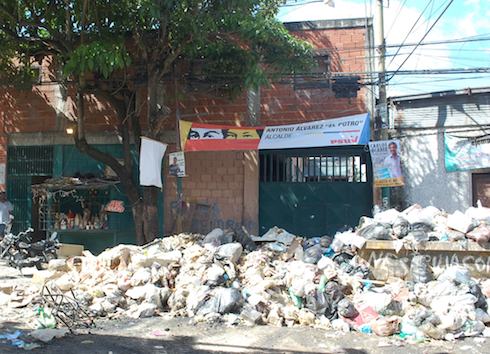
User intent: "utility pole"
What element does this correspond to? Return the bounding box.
[374,0,389,208]
[375,0,387,137]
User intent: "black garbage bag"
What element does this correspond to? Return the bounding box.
[357,223,392,240]
[323,281,345,320]
[305,289,329,315]
[411,222,433,233]
[392,216,410,239]
[333,252,354,265]
[409,255,433,283]
[468,280,488,310]
[197,287,243,315]
[303,244,324,264]
[406,229,429,242]
[319,236,333,248]
[337,298,359,319]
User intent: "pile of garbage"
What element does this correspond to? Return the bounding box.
[360,203,490,245]
[4,203,490,343]
[15,207,487,343]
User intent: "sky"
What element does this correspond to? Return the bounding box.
[277,0,490,97]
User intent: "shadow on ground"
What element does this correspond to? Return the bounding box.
[0,330,369,354]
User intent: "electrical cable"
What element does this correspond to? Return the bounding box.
[387,0,455,82]
[387,0,434,67]
[385,0,408,38]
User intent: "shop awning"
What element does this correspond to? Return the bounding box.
[31,177,119,195]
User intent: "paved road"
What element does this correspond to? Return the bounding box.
[1,316,489,354]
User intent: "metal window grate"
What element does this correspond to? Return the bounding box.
[260,149,368,183]
[7,146,54,232]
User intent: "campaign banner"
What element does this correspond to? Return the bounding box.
[258,113,370,150]
[369,140,404,187]
[445,133,490,172]
[169,151,186,177]
[180,120,263,152]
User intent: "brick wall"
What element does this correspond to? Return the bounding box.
[164,149,258,234]
[0,19,372,234]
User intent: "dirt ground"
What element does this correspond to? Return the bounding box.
[1,263,490,353]
[1,316,490,354]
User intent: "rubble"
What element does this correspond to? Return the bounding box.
[2,203,490,345]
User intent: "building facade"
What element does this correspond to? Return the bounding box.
[0,18,375,249]
[389,87,490,212]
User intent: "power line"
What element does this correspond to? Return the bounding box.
[387,0,434,67]
[385,74,490,86]
[331,34,490,54]
[385,0,408,37]
[280,0,325,7]
[387,0,455,82]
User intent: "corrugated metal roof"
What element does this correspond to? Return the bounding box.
[389,86,490,102]
[391,91,490,129]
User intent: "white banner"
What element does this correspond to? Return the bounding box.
[369,140,404,187]
[139,137,167,188]
[258,113,370,150]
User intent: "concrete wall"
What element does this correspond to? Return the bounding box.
[398,128,472,212]
[391,88,490,212]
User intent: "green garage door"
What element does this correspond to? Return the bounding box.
[259,146,373,237]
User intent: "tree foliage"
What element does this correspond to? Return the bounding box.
[0,0,313,243]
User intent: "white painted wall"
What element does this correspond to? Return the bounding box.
[398,128,472,213]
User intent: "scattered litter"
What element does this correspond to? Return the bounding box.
[30,328,68,343]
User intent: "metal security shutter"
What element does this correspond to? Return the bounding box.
[259,146,373,237]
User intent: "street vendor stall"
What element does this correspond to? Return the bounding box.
[31,177,130,254]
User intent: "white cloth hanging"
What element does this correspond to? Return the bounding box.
[139,137,167,188]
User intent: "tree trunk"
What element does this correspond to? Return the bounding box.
[132,202,145,245]
[142,186,159,243]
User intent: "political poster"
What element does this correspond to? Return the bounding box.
[369,140,404,187]
[180,120,263,152]
[258,113,370,150]
[445,133,490,172]
[169,151,186,177]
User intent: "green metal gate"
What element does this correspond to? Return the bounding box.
[259,146,372,237]
[7,146,54,233]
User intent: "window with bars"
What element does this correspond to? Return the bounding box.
[260,151,368,183]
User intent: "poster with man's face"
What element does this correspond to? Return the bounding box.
[169,152,186,177]
[369,140,404,187]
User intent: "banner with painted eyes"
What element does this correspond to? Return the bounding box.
[179,120,264,151]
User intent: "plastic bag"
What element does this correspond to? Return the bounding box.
[468,280,487,310]
[405,229,429,243]
[337,298,358,319]
[466,224,490,244]
[392,216,410,239]
[324,281,345,320]
[197,287,242,315]
[409,255,433,283]
[203,228,233,246]
[305,289,329,315]
[371,316,400,336]
[372,256,409,281]
[447,211,476,234]
[36,307,56,329]
[437,265,471,285]
[374,208,401,225]
[357,223,392,240]
[303,244,324,264]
